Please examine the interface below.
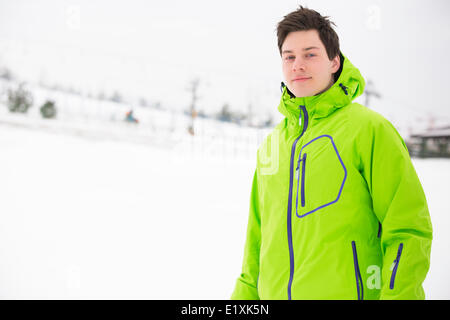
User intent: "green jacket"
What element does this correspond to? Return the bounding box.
[231,53,433,300]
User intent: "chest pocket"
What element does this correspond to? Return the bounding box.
[295,135,347,218]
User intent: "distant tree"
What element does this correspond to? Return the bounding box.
[217,103,232,122]
[0,67,12,81]
[7,83,33,113]
[40,100,57,119]
[139,97,148,107]
[262,115,274,128]
[110,90,122,103]
[216,103,249,124]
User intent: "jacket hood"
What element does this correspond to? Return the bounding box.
[278,52,365,124]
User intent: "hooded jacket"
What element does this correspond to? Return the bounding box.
[231,52,433,300]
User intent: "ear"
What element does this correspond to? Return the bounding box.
[330,55,340,73]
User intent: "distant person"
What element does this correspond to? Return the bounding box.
[125,109,139,123]
[231,6,432,300]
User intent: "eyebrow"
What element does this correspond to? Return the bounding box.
[282,47,320,54]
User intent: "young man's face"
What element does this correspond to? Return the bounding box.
[281,29,340,98]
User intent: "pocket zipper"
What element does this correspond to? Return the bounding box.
[300,153,307,207]
[389,243,404,290]
[351,241,364,300]
[295,153,307,216]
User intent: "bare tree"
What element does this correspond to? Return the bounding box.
[187,78,200,135]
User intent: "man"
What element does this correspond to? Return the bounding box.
[231,6,433,300]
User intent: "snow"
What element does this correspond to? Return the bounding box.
[0,107,259,299]
[413,159,450,300]
[0,102,449,299]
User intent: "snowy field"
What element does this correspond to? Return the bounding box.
[0,114,449,300]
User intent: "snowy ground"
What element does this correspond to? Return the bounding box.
[0,111,259,300]
[0,113,449,299]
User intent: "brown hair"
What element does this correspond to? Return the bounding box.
[276,5,340,61]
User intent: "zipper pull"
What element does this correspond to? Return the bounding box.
[390,261,396,271]
[390,259,398,271]
[390,243,404,271]
[298,107,303,127]
[295,156,302,180]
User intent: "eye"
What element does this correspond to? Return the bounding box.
[285,55,295,61]
[306,53,316,57]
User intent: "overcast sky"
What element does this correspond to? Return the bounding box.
[0,0,449,125]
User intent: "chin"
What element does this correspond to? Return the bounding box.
[289,84,316,98]
[292,89,315,98]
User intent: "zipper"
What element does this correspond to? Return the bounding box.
[287,105,308,300]
[295,159,301,215]
[389,243,404,290]
[301,153,307,207]
[351,241,364,300]
[295,153,307,217]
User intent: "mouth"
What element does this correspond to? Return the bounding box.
[293,77,311,82]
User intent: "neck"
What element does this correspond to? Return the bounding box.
[315,77,335,96]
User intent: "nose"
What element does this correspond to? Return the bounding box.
[293,58,306,72]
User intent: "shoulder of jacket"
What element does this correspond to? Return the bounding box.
[346,103,406,150]
[345,102,393,129]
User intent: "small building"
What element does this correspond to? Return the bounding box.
[406,126,450,158]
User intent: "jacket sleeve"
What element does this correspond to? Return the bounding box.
[358,115,433,299]
[231,168,261,300]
